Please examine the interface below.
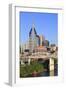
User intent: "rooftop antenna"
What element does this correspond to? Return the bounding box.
[32,22,35,28]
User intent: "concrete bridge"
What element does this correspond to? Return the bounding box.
[20,51,58,76]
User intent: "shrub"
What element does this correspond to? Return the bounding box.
[20,61,44,77]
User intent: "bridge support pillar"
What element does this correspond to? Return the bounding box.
[28,58,31,65]
[49,58,54,76]
[21,60,24,65]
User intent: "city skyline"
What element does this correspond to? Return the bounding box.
[20,12,58,45]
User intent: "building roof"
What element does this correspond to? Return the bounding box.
[37,45,44,48]
[36,45,47,49]
[34,45,47,52]
[29,25,37,36]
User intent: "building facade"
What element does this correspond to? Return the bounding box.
[29,24,40,53]
[39,35,45,46]
[44,40,49,47]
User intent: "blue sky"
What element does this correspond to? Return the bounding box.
[20,12,58,45]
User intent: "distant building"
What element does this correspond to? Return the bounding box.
[21,43,26,53]
[20,40,29,54]
[44,40,49,47]
[50,44,56,47]
[25,40,29,50]
[36,35,40,47]
[34,45,47,52]
[50,44,57,52]
[39,35,45,46]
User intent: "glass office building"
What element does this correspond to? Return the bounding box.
[29,24,40,53]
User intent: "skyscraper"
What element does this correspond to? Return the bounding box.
[44,40,49,47]
[39,35,45,46]
[29,24,39,53]
[36,35,40,47]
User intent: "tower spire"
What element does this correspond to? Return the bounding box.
[32,23,35,28]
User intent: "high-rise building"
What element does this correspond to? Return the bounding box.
[25,40,29,50]
[36,35,40,47]
[29,24,39,53]
[39,35,45,46]
[44,40,49,47]
[21,43,26,53]
[21,40,29,53]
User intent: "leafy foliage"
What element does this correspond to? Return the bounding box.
[20,61,44,77]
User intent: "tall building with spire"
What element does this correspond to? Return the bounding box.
[29,24,40,53]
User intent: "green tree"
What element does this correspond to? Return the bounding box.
[20,61,44,77]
